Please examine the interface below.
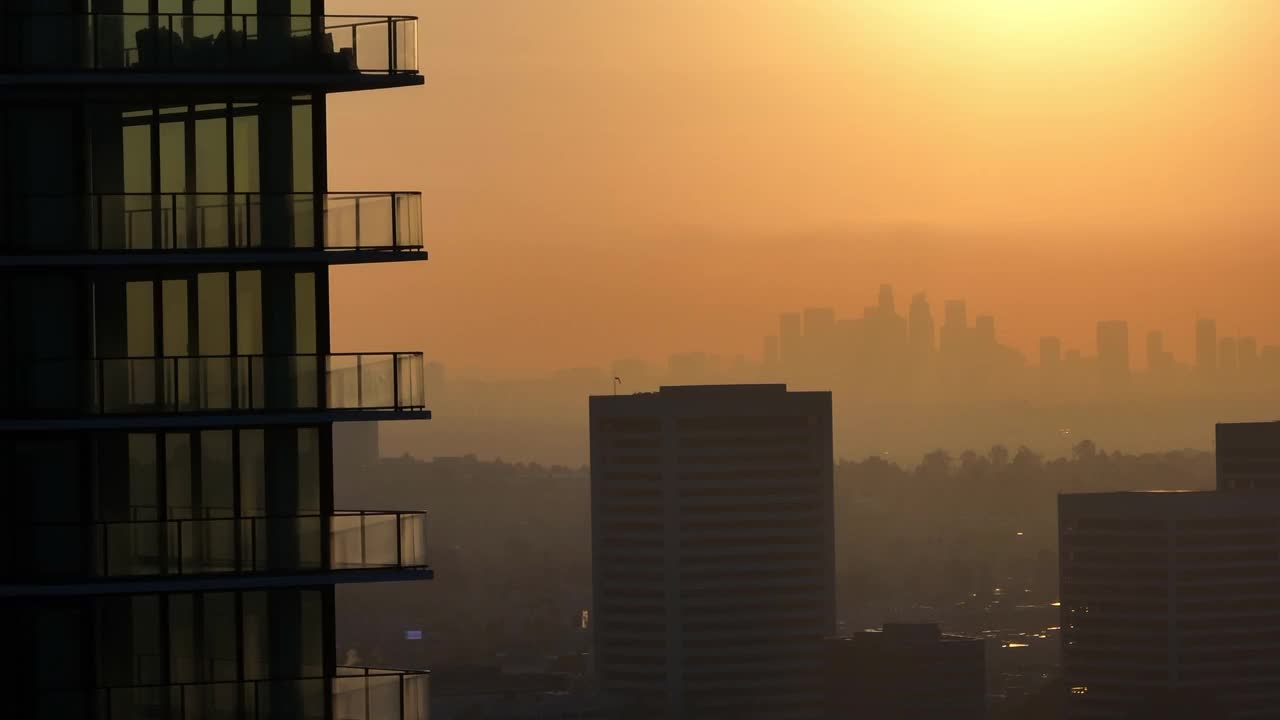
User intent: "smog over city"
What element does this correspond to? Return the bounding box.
[4,2,1280,719]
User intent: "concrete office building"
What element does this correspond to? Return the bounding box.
[1216,421,1280,490]
[1060,490,1280,719]
[1,3,431,717]
[590,384,835,720]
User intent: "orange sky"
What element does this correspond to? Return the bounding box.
[325,1,1280,373]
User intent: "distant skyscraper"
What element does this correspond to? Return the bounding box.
[909,293,936,362]
[1,5,431,717]
[1146,330,1173,373]
[1219,337,1239,376]
[803,307,837,339]
[780,312,803,371]
[974,315,996,347]
[1060,490,1280,719]
[1196,318,1218,376]
[803,307,838,377]
[878,284,895,313]
[826,624,986,720]
[944,300,968,331]
[590,385,836,719]
[1096,320,1130,389]
[1146,330,1162,366]
[763,334,780,370]
[1238,337,1259,378]
[939,300,968,361]
[1040,336,1062,372]
[1216,421,1280,490]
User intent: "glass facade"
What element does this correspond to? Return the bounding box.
[1,4,428,719]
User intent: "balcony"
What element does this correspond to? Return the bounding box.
[39,668,429,720]
[1,192,424,266]
[3,13,419,82]
[2,511,429,593]
[2,353,429,430]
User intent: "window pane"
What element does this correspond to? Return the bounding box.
[123,111,153,193]
[197,272,231,355]
[236,270,263,354]
[163,278,189,356]
[232,105,259,193]
[293,271,316,354]
[126,280,155,357]
[167,433,193,519]
[195,105,228,192]
[240,429,266,516]
[206,592,239,681]
[291,100,313,193]
[297,427,320,514]
[169,593,196,683]
[201,430,235,517]
[158,110,187,194]
[128,433,160,521]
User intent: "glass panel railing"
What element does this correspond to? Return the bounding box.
[5,353,426,417]
[38,670,430,720]
[114,352,421,415]
[7,512,427,581]
[5,14,418,75]
[331,511,428,570]
[3,193,423,254]
[334,667,430,720]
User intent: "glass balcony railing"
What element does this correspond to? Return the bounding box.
[7,13,418,75]
[4,192,423,254]
[34,668,429,720]
[7,353,426,418]
[6,511,427,581]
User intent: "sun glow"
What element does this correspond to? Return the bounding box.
[849,0,1208,66]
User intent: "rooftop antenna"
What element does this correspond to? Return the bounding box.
[613,376,622,396]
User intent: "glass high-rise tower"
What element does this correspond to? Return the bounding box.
[0,3,430,718]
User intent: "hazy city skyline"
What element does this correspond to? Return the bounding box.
[327,0,1280,372]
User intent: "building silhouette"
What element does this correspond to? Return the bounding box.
[908,292,936,367]
[1216,421,1280,490]
[779,312,803,372]
[589,385,835,719]
[1,4,431,717]
[1196,318,1218,377]
[825,624,985,720]
[1096,320,1130,390]
[1060,432,1280,720]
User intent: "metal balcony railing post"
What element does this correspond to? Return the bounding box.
[396,513,403,567]
[387,18,395,73]
[360,513,367,567]
[354,195,362,249]
[390,193,400,249]
[95,194,105,250]
[169,193,179,250]
[356,355,364,409]
[98,358,106,414]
